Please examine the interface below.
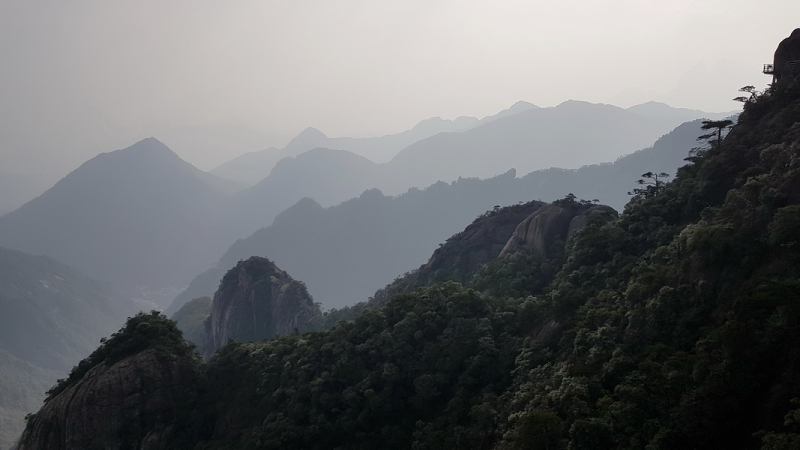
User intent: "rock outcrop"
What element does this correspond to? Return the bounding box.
[368,200,545,306]
[412,200,545,285]
[774,28,800,82]
[203,257,319,355]
[369,200,616,308]
[499,203,617,258]
[16,313,199,450]
[18,350,195,450]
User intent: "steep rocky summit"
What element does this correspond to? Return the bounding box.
[203,257,320,354]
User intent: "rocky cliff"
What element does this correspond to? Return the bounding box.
[774,28,800,81]
[16,313,199,450]
[203,257,320,355]
[366,198,616,311]
[410,200,545,285]
[499,202,617,258]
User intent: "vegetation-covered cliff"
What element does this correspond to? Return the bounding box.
[19,77,800,449]
[0,247,136,450]
[17,312,200,450]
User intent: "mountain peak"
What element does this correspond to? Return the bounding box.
[508,100,538,112]
[119,136,171,153]
[556,99,596,107]
[412,116,447,130]
[95,137,181,166]
[289,127,327,143]
[284,127,329,154]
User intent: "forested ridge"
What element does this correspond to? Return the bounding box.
[20,78,800,449]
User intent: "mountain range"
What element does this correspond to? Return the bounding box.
[211,100,732,188]
[210,100,540,184]
[0,101,727,307]
[168,118,708,312]
[225,102,733,234]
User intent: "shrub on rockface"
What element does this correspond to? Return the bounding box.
[45,311,197,401]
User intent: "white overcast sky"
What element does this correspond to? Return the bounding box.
[0,0,798,174]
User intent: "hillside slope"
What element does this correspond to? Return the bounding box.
[0,138,238,293]
[0,247,137,449]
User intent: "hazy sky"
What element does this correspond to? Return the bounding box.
[1,0,797,175]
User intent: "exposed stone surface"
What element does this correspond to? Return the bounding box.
[369,200,617,308]
[413,200,545,285]
[774,28,800,81]
[370,200,545,305]
[17,349,196,450]
[203,257,319,355]
[499,203,617,258]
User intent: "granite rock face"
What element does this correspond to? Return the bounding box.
[371,200,616,306]
[499,203,617,258]
[369,200,545,305]
[774,28,800,81]
[16,349,196,450]
[413,200,546,285]
[203,257,319,354]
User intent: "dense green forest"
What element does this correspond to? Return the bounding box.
[21,77,800,449]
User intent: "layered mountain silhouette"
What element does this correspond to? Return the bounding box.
[211,101,540,184]
[0,103,723,306]
[383,101,733,194]
[212,100,731,189]
[0,138,241,294]
[169,117,708,313]
[222,115,717,236]
[219,101,734,235]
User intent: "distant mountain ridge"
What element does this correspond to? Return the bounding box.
[0,106,722,304]
[210,100,540,185]
[218,107,728,236]
[383,100,733,193]
[169,118,709,313]
[211,100,731,187]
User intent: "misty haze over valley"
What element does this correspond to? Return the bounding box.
[2,2,800,449]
